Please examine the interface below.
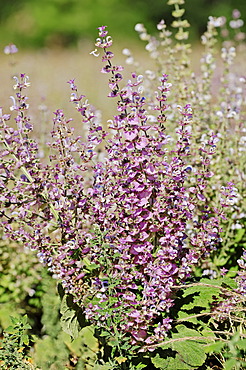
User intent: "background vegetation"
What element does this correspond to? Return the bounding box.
[0,0,246,48]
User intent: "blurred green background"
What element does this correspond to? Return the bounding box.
[0,0,245,49]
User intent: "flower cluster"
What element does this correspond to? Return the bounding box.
[0,27,223,348]
[4,43,18,55]
[123,3,246,281]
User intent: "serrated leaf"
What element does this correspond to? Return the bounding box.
[60,293,88,339]
[181,285,220,311]
[173,327,207,366]
[160,325,207,368]
[66,325,98,356]
[177,309,199,324]
[173,325,207,340]
[221,276,237,290]
[151,353,191,369]
[180,277,236,313]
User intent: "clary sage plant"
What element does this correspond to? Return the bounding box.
[0,0,245,368]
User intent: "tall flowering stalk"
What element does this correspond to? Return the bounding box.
[0,27,225,353]
[124,2,246,280]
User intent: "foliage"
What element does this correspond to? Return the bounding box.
[0,0,246,369]
[0,231,50,339]
[0,234,43,307]
[0,241,99,369]
[0,315,35,369]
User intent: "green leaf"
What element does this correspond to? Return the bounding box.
[82,257,98,271]
[174,327,207,367]
[10,316,19,325]
[21,334,29,346]
[135,364,147,369]
[100,330,111,337]
[180,277,236,313]
[59,291,88,340]
[151,353,168,369]
[221,276,237,290]
[108,339,119,347]
[21,314,28,325]
[236,338,246,351]
[177,310,199,324]
[204,341,225,354]
[159,325,208,368]
[5,325,16,334]
[181,284,219,311]
[120,341,131,351]
[64,326,98,365]
[234,228,245,243]
[83,257,99,271]
[151,353,191,369]
[224,358,238,370]
[200,328,216,340]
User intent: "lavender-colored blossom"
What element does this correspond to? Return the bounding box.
[4,43,18,55]
[0,27,226,349]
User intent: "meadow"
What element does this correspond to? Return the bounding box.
[0,1,246,369]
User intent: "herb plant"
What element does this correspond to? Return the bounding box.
[0,0,245,368]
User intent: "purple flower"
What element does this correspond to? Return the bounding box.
[0,26,225,350]
[4,43,18,55]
